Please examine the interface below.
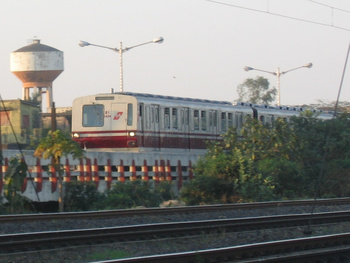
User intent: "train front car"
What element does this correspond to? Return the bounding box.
[72,92,257,152]
[72,94,138,151]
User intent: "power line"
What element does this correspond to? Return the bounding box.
[305,40,350,235]
[308,0,350,14]
[206,0,350,32]
[308,0,350,27]
[0,94,41,202]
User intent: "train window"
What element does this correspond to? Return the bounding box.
[209,112,212,127]
[155,106,159,123]
[260,115,265,123]
[172,108,178,129]
[164,108,170,130]
[127,103,133,126]
[194,110,199,131]
[185,108,189,125]
[83,104,104,127]
[178,110,184,130]
[151,107,154,123]
[235,113,241,128]
[181,110,184,125]
[228,113,233,127]
[270,115,275,127]
[209,111,217,128]
[212,111,217,127]
[201,111,206,131]
[238,113,243,128]
[221,112,227,131]
[139,104,143,117]
[145,106,150,129]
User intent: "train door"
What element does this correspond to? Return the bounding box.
[182,108,190,150]
[150,104,160,150]
[139,103,145,147]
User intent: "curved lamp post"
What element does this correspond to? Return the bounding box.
[79,37,164,92]
[244,63,312,106]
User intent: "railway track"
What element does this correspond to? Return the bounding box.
[95,233,350,263]
[2,198,350,262]
[1,197,350,223]
[1,210,350,256]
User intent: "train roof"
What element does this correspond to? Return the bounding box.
[113,92,234,106]
[80,92,335,117]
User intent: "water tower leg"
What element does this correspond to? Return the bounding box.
[23,87,30,100]
[46,86,53,110]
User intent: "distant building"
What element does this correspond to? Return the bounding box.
[0,99,40,149]
[0,99,72,149]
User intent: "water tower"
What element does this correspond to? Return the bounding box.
[10,39,64,111]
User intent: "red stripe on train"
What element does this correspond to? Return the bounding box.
[73,133,222,150]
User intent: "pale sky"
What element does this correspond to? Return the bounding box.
[0,0,349,108]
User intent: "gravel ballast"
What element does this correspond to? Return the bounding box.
[1,204,350,263]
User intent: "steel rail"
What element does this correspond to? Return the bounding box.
[1,210,350,254]
[93,234,350,263]
[1,197,350,223]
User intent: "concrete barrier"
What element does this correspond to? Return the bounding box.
[0,150,202,202]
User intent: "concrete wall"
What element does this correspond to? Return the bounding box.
[0,150,203,202]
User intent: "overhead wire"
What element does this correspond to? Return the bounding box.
[206,0,350,234]
[308,0,350,27]
[206,0,350,32]
[308,0,350,14]
[305,41,350,235]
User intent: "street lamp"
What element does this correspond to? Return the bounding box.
[79,37,164,92]
[244,63,312,106]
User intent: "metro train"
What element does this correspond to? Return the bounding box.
[71,92,332,152]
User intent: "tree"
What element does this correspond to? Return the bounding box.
[34,130,85,212]
[237,76,277,105]
[3,155,33,213]
[180,112,350,204]
[180,123,277,204]
[29,91,41,107]
[289,112,350,198]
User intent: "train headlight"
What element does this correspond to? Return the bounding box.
[128,131,136,137]
[72,133,80,138]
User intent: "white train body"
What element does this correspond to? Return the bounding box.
[71,92,332,152]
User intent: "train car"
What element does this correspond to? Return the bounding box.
[71,92,256,152]
[71,92,333,152]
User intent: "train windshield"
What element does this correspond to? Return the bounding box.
[83,104,104,127]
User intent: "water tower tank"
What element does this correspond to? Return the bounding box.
[10,39,64,110]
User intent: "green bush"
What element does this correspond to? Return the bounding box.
[54,180,176,212]
[180,175,234,205]
[103,180,174,209]
[64,181,104,211]
[257,158,305,199]
[155,181,175,201]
